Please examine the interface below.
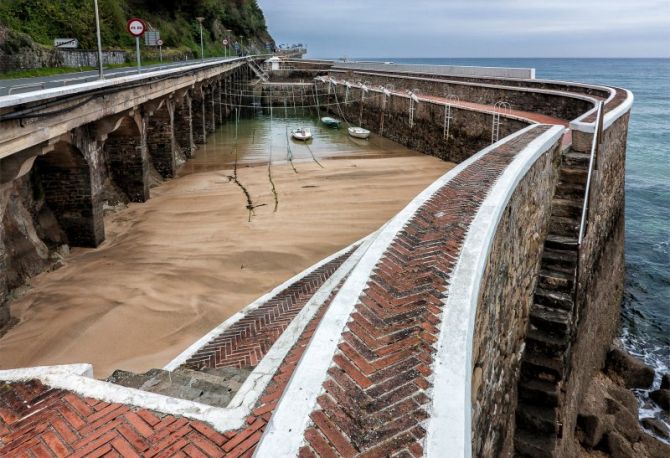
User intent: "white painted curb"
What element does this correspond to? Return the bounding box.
[425,124,564,458]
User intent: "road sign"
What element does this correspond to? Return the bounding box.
[156,39,163,46]
[54,38,79,49]
[223,39,229,46]
[144,30,160,46]
[127,18,146,37]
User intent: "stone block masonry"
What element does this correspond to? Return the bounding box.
[174,95,195,158]
[146,102,177,179]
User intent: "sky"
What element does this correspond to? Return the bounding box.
[257,0,670,58]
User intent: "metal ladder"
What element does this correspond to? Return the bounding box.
[491,101,511,144]
[443,94,459,141]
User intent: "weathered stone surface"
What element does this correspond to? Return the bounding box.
[607,431,637,458]
[606,348,656,389]
[641,418,669,439]
[650,389,670,412]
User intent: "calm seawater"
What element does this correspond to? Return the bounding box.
[363,58,670,380]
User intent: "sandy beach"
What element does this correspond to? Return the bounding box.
[0,154,453,378]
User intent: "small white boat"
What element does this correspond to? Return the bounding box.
[348,127,371,139]
[291,128,312,141]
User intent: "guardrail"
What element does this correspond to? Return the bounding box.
[7,82,46,95]
[577,100,604,245]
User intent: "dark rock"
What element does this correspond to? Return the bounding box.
[607,431,636,458]
[661,373,670,390]
[641,417,669,439]
[650,389,670,412]
[577,413,607,448]
[606,348,655,389]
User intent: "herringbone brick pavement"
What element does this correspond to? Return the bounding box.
[183,251,353,370]
[299,127,550,457]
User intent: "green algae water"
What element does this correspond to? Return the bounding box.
[178,112,418,177]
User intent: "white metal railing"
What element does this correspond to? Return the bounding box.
[577,100,605,245]
[8,82,46,95]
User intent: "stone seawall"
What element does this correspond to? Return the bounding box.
[471,140,562,456]
[330,70,594,122]
[320,83,530,163]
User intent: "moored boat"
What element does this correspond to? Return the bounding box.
[321,117,341,128]
[348,127,371,139]
[291,128,312,141]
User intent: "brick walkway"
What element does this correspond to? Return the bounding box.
[296,127,550,457]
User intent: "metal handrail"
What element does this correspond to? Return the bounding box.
[8,82,46,95]
[577,100,604,245]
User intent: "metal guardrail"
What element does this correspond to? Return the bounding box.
[8,82,46,95]
[577,100,605,245]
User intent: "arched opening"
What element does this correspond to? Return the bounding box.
[33,141,104,247]
[103,116,149,203]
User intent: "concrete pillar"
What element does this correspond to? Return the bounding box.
[0,184,10,328]
[146,101,177,178]
[104,117,150,203]
[217,80,224,125]
[34,144,105,247]
[191,88,207,144]
[174,94,194,158]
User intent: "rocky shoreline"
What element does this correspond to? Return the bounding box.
[576,346,670,457]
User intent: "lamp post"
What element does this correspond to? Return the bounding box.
[196,17,205,61]
[93,0,104,79]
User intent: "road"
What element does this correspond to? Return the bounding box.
[0,57,237,97]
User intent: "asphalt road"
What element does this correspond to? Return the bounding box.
[0,57,236,97]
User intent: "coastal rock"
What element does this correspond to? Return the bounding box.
[661,373,670,390]
[649,389,670,411]
[607,431,636,458]
[641,418,669,439]
[606,348,655,389]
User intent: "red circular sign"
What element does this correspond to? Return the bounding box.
[223,39,229,46]
[127,18,146,37]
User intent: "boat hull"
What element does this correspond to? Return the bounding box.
[348,127,371,139]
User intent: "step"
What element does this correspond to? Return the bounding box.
[534,288,574,311]
[514,427,558,458]
[551,198,583,219]
[516,402,560,435]
[559,167,588,185]
[541,248,578,273]
[549,215,580,238]
[525,328,571,357]
[518,378,561,407]
[106,369,163,389]
[538,268,574,293]
[544,234,579,252]
[529,304,572,335]
[555,182,586,200]
[521,352,566,383]
[562,151,590,168]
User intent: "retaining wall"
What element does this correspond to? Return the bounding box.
[333,62,535,79]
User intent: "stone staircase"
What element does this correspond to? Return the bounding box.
[246,57,270,82]
[514,149,590,457]
[106,366,251,408]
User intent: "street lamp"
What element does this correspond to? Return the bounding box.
[196,17,205,61]
[93,0,104,79]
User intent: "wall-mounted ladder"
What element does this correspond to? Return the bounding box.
[443,94,460,141]
[491,101,512,144]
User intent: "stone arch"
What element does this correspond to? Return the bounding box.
[33,141,104,247]
[146,99,178,178]
[103,114,150,203]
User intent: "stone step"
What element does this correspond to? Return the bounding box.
[538,268,574,294]
[551,198,583,219]
[559,167,588,185]
[518,378,561,408]
[541,248,578,273]
[562,151,590,168]
[554,182,586,201]
[549,215,580,238]
[106,366,252,408]
[544,234,579,252]
[525,328,571,357]
[516,402,560,435]
[534,288,574,311]
[529,303,572,335]
[514,427,558,458]
[521,352,566,384]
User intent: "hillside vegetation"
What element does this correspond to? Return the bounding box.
[0,0,273,57]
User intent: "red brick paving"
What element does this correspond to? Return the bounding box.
[183,251,353,370]
[298,126,552,457]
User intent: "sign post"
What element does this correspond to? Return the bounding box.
[127,18,146,74]
[157,39,164,65]
[223,38,229,58]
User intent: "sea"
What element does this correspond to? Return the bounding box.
[360,58,670,426]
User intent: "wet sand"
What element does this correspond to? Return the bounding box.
[0,153,454,378]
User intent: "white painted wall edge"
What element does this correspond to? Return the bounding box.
[0,56,255,108]
[425,124,564,458]
[332,62,535,79]
[570,89,634,133]
[254,124,542,458]
[164,236,368,371]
